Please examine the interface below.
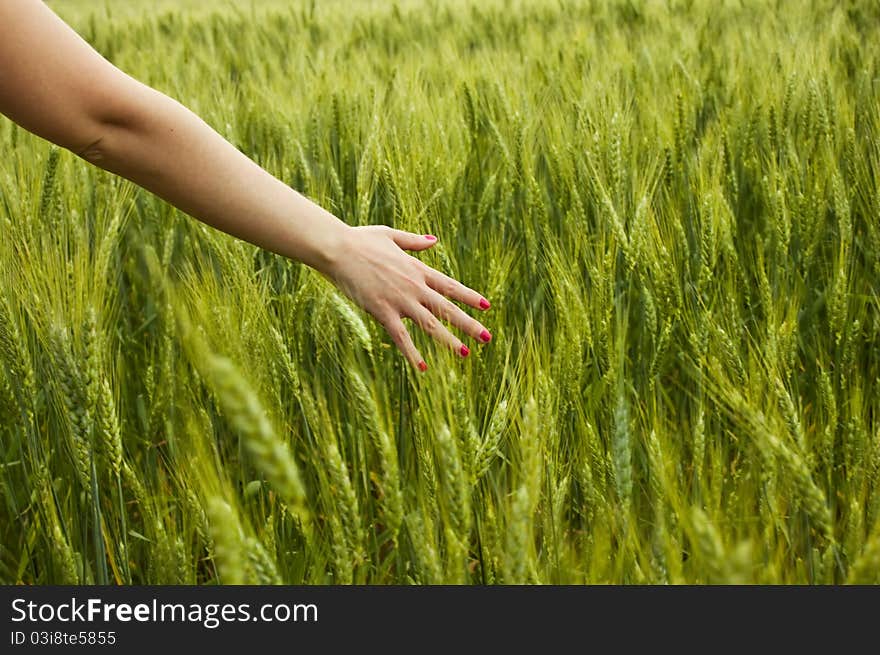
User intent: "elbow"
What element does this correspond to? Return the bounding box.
[74,136,107,165]
[70,79,159,166]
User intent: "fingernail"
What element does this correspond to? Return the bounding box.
[479,329,492,343]
[417,361,428,372]
[424,234,437,241]
[479,297,491,310]
[460,345,470,357]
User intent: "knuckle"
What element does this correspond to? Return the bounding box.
[412,258,431,276]
[445,280,461,296]
[395,326,410,342]
[375,305,395,326]
[388,322,408,343]
[422,315,440,333]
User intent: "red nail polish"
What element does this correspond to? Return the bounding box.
[460,345,470,357]
[424,234,437,241]
[479,298,491,310]
[418,361,428,372]
[479,330,492,343]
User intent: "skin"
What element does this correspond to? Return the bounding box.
[0,0,493,371]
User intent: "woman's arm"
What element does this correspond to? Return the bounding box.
[0,0,492,371]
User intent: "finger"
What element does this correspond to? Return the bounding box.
[408,303,470,358]
[422,289,492,344]
[381,314,428,372]
[389,228,438,252]
[425,268,491,311]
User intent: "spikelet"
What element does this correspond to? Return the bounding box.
[185,489,210,546]
[373,427,404,538]
[504,395,542,584]
[641,282,657,340]
[504,485,532,584]
[0,369,14,419]
[841,318,860,375]
[523,176,541,271]
[609,112,624,202]
[206,498,246,585]
[476,173,499,227]
[0,297,36,423]
[462,82,477,143]
[326,491,354,583]
[814,80,831,145]
[50,521,81,584]
[475,398,508,479]
[774,377,805,451]
[550,474,569,547]
[413,425,438,510]
[406,509,442,584]
[847,522,880,584]
[802,81,816,145]
[122,462,147,508]
[646,429,668,581]
[269,325,301,399]
[452,381,480,483]
[48,324,92,493]
[832,172,852,252]
[39,480,80,584]
[94,207,125,283]
[771,183,790,259]
[96,376,123,478]
[663,146,675,190]
[768,104,779,160]
[689,507,727,583]
[346,368,402,536]
[244,536,282,585]
[328,162,345,209]
[434,423,470,538]
[692,400,706,479]
[320,433,364,561]
[844,497,863,564]
[648,320,673,388]
[828,265,848,348]
[612,379,632,506]
[776,438,833,539]
[674,92,687,176]
[781,73,797,127]
[38,146,60,224]
[868,434,880,529]
[149,524,187,584]
[818,369,837,471]
[81,308,99,412]
[714,324,746,389]
[631,197,651,276]
[208,353,308,522]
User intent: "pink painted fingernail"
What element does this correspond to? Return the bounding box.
[460,345,470,357]
[424,234,437,241]
[417,361,428,372]
[479,298,491,310]
[479,330,492,343]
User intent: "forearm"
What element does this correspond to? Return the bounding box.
[0,0,492,371]
[79,83,348,273]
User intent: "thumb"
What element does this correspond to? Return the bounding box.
[390,229,438,251]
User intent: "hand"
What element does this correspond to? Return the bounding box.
[320,225,493,371]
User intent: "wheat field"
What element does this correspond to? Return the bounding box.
[0,0,878,584]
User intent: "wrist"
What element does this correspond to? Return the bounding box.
[298,215,353,277]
